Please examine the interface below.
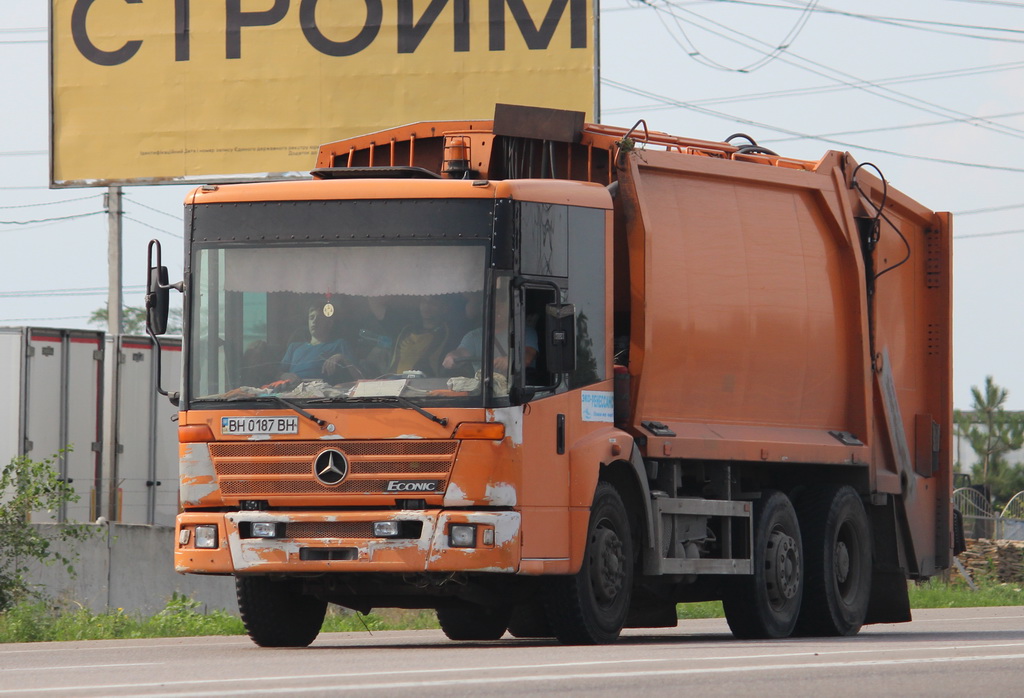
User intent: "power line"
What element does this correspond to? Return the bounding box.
[643,1,1024,141]
[767,110,1024,143]
[955,203,1024,215]
[656,0,1024,137]
[604,60,1024,114]
[712,0,1024,43]
[939,0,1024,9]
[0,211,103,226]
[954,229,1024,240]
[123,214,183,239]
[0,315,91,323]
[640,0,822,73]
[0,285,146,299]
[0,194,104,210]
[603,78,1024,173]
[123,195,182,221]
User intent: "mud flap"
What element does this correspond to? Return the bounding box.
[864,496,911,625]
[864,564,911,625]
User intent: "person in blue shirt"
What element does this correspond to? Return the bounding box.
[280,304,358,382]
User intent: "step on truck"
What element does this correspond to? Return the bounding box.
[147,104,957,646]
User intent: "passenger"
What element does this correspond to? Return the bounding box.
[442,297,538,374]
[441,293,482,374]
[349,296,412,377]
[388,295,453,376]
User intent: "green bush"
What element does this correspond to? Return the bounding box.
[0,453,93,611]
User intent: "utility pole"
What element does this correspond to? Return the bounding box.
[106,186,123,334]
[102,186,123,521]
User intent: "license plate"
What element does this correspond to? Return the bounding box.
[221,416,299,435]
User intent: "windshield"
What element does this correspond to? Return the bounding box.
[189,242,490,406]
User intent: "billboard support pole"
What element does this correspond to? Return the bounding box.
[102,186,123,521]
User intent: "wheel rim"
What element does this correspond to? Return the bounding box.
[589,522,625,607]
[766,526,800,610]
[834,520,860,602]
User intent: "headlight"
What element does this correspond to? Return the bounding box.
[373,521,401,538]
[195,524,218,549]
[251,522,279,538]
[449,524,477,548]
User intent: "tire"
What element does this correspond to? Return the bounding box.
[723,490,803,639]
[436,605,510,641]
[794,485,872,637]
[235,576,327,647]
[545,481,634,645]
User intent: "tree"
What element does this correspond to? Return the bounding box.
[88,305,182,334]
[954,376,1024,506]
[0,454,93,610]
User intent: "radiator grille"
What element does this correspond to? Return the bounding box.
[209,440,456,498]
[285,521,375,539]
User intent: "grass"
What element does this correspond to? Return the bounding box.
[908,576,1024,608]
[0,594,245,643]
[322,607,439,633]
[1,579,1020,644]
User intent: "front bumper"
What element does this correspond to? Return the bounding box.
[175,509,521,575]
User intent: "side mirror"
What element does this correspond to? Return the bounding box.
[544,303,576,374]
[145,239,184,405]
[146,265,171,336]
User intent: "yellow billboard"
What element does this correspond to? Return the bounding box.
[50,0,595,186]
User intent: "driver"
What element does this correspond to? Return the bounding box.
[280,304,359,382]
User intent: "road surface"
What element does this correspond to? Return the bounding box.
[1,607,1021,696]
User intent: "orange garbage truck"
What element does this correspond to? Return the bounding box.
[146,104,956,646]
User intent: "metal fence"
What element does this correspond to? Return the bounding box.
[953,487,1024,541]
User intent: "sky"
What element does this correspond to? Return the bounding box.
[1,1,1023,410]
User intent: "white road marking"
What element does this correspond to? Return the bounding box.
[110,653,1024,697]
[2,644,1024,695]
[2,663,161,672]
[0,641,239,656]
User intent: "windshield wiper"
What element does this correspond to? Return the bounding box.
[224,394,327,428]
[308,395,448,427]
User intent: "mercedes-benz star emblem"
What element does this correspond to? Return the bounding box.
[313,449,348,486]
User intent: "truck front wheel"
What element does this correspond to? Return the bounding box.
[794,485,871,636]
[723,490,803,639]
[236,576,327,647]
[544,481,634,645]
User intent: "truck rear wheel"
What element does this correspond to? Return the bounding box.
[436,605,510,641]
[794,485,871,636]
[236,576,327,647]
[723,490,803,639]
[544,481,634,645]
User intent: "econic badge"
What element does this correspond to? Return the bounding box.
[386,481,438,492]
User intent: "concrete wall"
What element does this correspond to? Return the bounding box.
[26,523,236,616]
